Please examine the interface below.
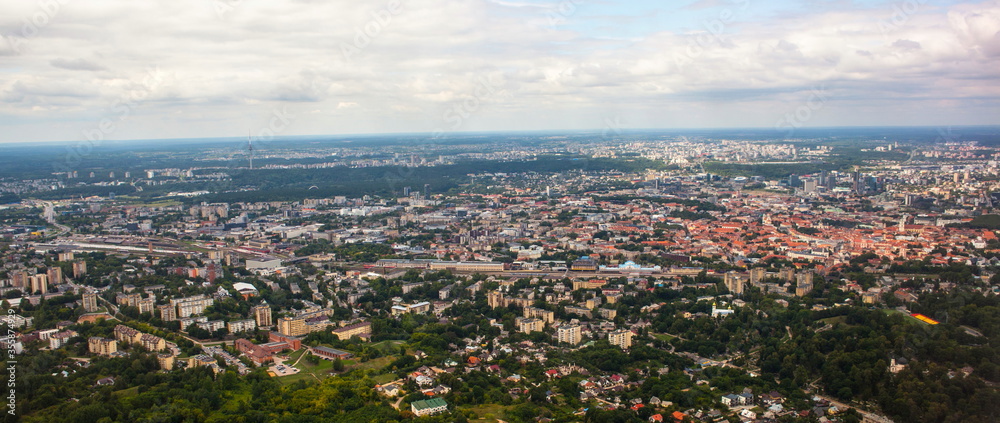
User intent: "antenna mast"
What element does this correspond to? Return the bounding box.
[247,130,254,170]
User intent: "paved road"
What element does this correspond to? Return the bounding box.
[804,386,894,423]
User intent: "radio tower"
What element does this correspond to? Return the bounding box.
[247,130,254,170]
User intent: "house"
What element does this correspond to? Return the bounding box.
[95,377,116,386]
[760,391,785,405]
[671,411,686,422]
[649,414,663,422]
[721,394,740,407]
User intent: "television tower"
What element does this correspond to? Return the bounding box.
[247,130,254,170]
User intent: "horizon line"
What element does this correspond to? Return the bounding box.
[2,124,998,148]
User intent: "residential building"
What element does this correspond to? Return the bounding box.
[518,317,544,334]
[158,304,177,322]
[557,324,582,345]
[88,337,117,356]
[609,329,633,349]
[82,292,99,312]
[252,301,273,326]
[227,319,256,334]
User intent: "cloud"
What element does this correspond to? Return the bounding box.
[50,58,107,71]
[0,0,997,142]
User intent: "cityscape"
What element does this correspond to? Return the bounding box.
[2,1,1000,423]
[1,128,999,422]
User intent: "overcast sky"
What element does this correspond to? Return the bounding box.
[0,0,998,143]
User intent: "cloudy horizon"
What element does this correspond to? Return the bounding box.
[1,0,998,144]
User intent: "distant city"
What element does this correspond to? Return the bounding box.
[0,127,998,422]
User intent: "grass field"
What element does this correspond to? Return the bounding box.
[464,403,510,422]
[820,316,847,326]
[651,333,675,342]
[112,386,140,398]
[882,309,926,326]
[371,373,398,384]
[346,355,395,373]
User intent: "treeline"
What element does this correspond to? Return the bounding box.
[948,214,1000,229]
[703,161,845,179]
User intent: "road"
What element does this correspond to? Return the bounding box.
[804,385,895,423]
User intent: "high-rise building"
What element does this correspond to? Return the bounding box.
[157,304,177,322]
[487,290,505,309]
[277,317,308,337]
[73,261,88,278]
[82,292,99,312]
[46,267,63,285]
[608,329,633,349]
[517,318,543,334]
[137,298,155,314]
[29,274,49,295]
[158,353,175,370]
[557,324,582,345]
[252,301,273,327]
[724,271,747,295]
[10,271,28,289]
[795,272,814,297]
[803,177,818,193]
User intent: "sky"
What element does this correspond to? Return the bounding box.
[0,0,998,143]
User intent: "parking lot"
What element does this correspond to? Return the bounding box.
[269,358,300,376]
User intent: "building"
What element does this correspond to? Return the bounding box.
[252,302,273,327]
[487,290,505,309]
[72,261,88,278]
[598,308,617,320]
[171,295,214,318]
[428,261,504,272]
[608,329,633,349]
[29,274,48,295]
[277,316,309,337]
[46,267,63,285]
[391,301,431,316]
[523,307,555,324]
[9,271,27,289]
[312,346,354,360]
[227,319,256,334]
[158,353,175,370]
[49,331,76,349]
[88,337,117,356]
[331,321,371,341]
[572,279,607,290]
[137,298,155,314]
[795,272,814,297]
[157,304,177,322]
[246,257,282,270]
[410,397,448,417]
[114,325,142,344]
[139,333,166,352]
[517,317,544,334]
[179,316,208,329]
[82,292,99,312]
[194,320,224,333]
[557,324,582,345]
[571,256,598,271]
[564,305,592,318]
[724,271,747,295]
